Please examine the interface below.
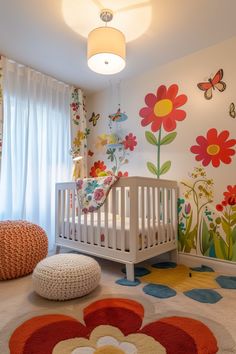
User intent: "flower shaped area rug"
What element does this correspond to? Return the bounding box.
[3,297,235,354]
[116,262,236,303]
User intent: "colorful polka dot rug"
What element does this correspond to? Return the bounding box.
[116,262,236,304]
[2,296,235,353]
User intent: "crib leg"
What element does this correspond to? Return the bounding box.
[55,245,61,254]
[126,263,135,282]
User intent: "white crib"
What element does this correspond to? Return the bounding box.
[55,176,178,281]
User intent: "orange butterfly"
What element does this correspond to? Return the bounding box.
[197,69,226,100]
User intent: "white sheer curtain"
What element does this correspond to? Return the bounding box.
[0,58,72,249]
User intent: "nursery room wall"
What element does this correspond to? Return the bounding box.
[87,35,236,264]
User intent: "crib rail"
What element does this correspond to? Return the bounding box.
[55,177,178,264]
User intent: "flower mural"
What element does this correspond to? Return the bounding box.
[123,133,137,151]
[93,132,137,176]
[139,84,187,178]
[190,128,236,167]
[9,298,218,354]
[140,84,187,132]
[179,167,214,254]
[202,185,236,261]
[90,160,107,177]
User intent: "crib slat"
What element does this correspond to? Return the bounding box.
[152,187,155,245]
[61,190,65,238]
[157,187,160,244]
[120,186,125,252]
[104,199,108,248]
[162,188,166,242]
[83,212,88,243]
[166,189,170,241]
[71,189,75,241]
[97,208,101,246]
[147,187,151,248]
[77,200,81,242]
[91,211,94,245]
[66,190,71,239]
[170,189,173,241]
[112,188,116,250]
[141,186,145,250]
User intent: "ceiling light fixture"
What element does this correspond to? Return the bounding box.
[87,9,126,75]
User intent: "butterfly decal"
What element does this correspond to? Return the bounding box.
[88,150,94,157]
[109,108,128,122]
[229,102,236,118]
[89,112,100,126]
[197,69,226,100]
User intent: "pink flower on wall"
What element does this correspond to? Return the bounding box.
[190,128,236,167]
[139,84,187,132]
[123,133,137,151]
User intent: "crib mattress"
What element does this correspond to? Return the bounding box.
[62,212,173,251]
[67,212,167,229]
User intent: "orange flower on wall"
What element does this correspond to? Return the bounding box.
[90,160,107,177]
[139,84,187,132]
[190,128,236,167]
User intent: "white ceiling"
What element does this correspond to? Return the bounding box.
[0,0,236,94]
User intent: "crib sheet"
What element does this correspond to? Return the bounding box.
[63,212,171,251]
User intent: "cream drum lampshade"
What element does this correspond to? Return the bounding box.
[87,26,126,75]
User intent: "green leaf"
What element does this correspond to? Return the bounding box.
[213,232,228,260]
[147,162,158,176]
[145,131,158,145]
[160,132,177,145]
[201,218,211,254]
[159,160,171,175]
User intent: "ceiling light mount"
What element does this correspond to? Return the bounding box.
[87,8,126,75]
[100,9,113,23]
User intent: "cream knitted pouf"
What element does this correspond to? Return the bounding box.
[32,254,101,301]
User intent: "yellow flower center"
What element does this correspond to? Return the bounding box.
[94,345,124,354]
[207,144,220,155]
[154,99,173,117]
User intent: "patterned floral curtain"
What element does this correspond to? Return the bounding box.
[70,87,88,179]
[0,55,3,159]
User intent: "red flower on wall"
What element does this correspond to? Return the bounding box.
[90,160,107,177]
[139,84,187,132]
[223,185,236,206]
[190,128,236,167]
[117,171,129,177]
[123,133,137,151]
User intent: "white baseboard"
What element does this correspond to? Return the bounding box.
[178,253,236,275]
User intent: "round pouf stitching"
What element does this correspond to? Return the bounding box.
[0,220,48,280]
[32,254,101,301]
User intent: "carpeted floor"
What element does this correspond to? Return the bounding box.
[0,257,236,353]
[116,262,236,304]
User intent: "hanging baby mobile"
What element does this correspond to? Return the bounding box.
[90,83,137,177]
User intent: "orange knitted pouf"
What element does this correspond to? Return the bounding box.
[0,221,48,280]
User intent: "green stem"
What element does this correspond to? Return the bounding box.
[113,153,119,174]
[157,127,162,179]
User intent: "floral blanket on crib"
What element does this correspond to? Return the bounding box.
[76,175,119,213]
